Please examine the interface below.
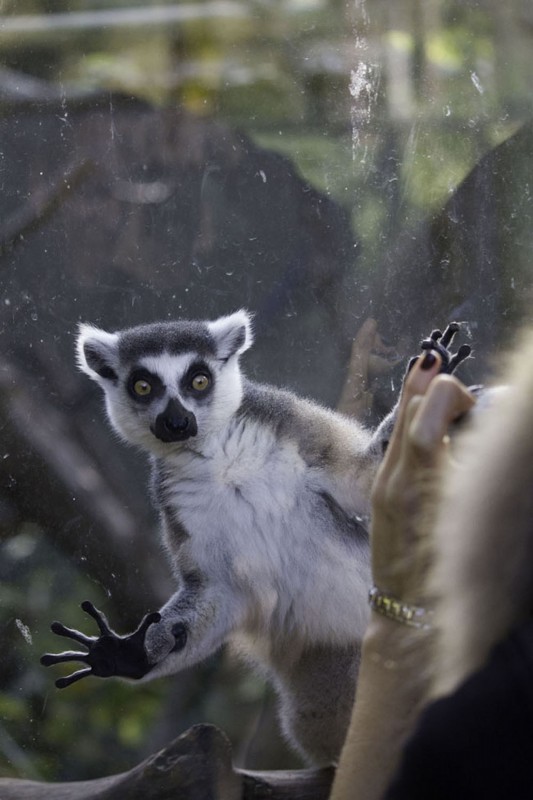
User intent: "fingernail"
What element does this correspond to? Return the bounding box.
[406,355,419,374]
[420,351,437,370]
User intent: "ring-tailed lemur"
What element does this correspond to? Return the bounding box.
[41,313,470,765]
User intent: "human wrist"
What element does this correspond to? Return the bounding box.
[362,609,434,676]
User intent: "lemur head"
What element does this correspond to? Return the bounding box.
[76,310,253,454]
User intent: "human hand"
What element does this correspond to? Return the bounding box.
[337,317,402,417]
[370,350,476,605]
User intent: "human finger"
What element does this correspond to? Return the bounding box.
[379,351,443,484]
[371,393,424,514]
[406,374,476,470]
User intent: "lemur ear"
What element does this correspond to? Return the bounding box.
[208,310,254,361]
[76,324,120,381]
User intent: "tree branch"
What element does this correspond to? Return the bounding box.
[0,724,333,800]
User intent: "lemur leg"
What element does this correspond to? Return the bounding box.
[272,643,360,766]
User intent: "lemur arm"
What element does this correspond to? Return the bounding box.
[41,580,245,687]
[139,579,246,681]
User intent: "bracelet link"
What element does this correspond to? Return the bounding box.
[368,586,433,630]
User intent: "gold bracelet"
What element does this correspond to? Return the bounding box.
[368,586,433,630]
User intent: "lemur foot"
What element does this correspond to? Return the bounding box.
[40,600,161,688]
[407,322,472,376]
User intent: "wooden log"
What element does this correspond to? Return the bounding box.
[0,725,240,800]
[0,724,334,800]
[241,765,334,800]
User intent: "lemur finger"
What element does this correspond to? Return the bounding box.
[55,668,93,689]
[81,600,113,636]
[131,611,162,642]
[420,338,450,371]
[41,651,90,667]
[446,344,472,375]
[50,621,95,647]
[440,322,460,348]
[430,329,443,342]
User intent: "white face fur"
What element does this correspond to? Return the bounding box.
[76,310,253,456]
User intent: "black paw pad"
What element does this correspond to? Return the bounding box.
[171,623,188,651]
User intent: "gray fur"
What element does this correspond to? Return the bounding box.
[76,309,388,765]
[118,320,217,362]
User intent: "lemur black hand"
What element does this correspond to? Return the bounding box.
[40,600,161,688]
[406,321,472,377]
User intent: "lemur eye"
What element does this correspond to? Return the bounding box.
[191,374,210,392]
[133,379,152,397]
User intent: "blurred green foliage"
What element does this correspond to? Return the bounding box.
[0,526,278,779]
[0,527,168,780]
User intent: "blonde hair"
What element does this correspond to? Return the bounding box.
[431,330,533,697]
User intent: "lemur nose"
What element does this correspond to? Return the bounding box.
[152,399,198,442]
[165,416,189,433]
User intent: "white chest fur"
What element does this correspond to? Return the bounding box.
[160,418,371,645]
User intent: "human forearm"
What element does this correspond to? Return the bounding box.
[331,347,475,800]
[330,612,433,800]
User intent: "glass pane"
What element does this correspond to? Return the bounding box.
[1,0,532,779]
